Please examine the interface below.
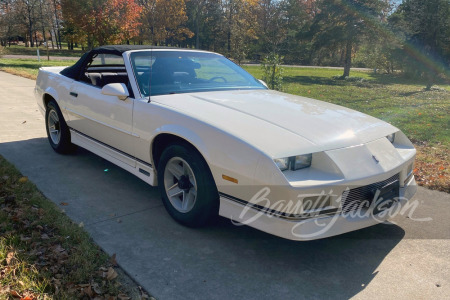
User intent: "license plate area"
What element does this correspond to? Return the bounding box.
[372,179,400,215]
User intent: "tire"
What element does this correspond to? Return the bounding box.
[157,143,219,227]
[45,100,75,154]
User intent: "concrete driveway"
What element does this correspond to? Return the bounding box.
[0,71,449,299]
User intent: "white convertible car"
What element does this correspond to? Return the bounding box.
[35,45,417,240]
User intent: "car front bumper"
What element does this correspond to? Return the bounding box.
[219,173,417,241]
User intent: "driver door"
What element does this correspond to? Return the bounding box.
[65,53,136,166]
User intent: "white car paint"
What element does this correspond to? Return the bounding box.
[35,49,417,240]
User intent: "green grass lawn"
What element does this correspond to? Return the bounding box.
[3,44,84,57]
[0,58,77,80]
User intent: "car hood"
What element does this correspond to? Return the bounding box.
[152,89,397,157]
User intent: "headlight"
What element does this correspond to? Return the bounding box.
[274,157,289,171]
[386,133,395,143]
[274,154,312,171]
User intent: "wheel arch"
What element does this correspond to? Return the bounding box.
[43,87,59,109]
[43,93,55,109]
[149,123,268,189]
[151,132,209,172]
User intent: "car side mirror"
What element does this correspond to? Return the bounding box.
[258,79,268,88]
[101,83,129,100]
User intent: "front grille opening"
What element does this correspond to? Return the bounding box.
[340,174,400,213]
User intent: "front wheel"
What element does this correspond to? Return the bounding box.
[45,100,75,154]
[157,143,219,227]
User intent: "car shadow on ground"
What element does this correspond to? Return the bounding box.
[194,217,405,298]
[0,137,406,299]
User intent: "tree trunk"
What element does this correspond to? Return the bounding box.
[53,0,62,49]
[227,0,233,55]
[342,38,352,78]
[34,31,39,47]
[28,21,34,47]
[50,30,54,49]
[195,8,200,49]
[39,0,46,47]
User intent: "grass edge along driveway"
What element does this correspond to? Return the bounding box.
[0,156,150,298]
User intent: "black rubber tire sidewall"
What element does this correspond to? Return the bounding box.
[157,143,219,227]
[45,100,74,154]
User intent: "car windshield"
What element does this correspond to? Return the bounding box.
[130,50,266,97]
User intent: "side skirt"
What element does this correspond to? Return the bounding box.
[70,129,157,186]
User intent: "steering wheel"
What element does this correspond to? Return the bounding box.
[209,76,228,83]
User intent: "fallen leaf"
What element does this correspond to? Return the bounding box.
[84,286,94,298]
[59,202,69,206]
[110,253,118,266]
[18,177,28,183]
[22,121,27,124]
[92,283,102,295]
[21,296,34,300]
[52,244,65,253]
[106,267,118,281]
[6,252,14,265]
[138,286,149,299]
[10,290,22,298]
[117,294,130,300]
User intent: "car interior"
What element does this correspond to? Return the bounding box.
[80,59,135,97]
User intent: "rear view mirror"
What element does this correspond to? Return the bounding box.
[101,83,129,100]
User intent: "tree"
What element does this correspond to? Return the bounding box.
[185,0,207,49]
[61,0,142,47]
[310,0,388,77]
[278,0,316,64]
[261,52,284,90]
[226,0,258,63]
[393,0,450,89]
[0,0,19,46]
[51,0,62,49]
[16,0,39,47]
[139,0,193,46]
[254,0,288,54]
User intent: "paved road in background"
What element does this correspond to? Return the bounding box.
[0,71,449,299]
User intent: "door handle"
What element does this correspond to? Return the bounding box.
[70,92,78,97]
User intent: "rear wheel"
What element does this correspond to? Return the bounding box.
[45,100,74,154]
[157,143,219,227]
